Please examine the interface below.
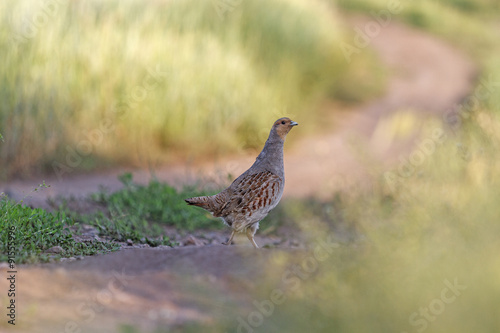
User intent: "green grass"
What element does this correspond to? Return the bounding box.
[66,172,286,240]
[0,190,120,264]
[64,173,224,243]
[0,0,384,178]
[0,174,228,263]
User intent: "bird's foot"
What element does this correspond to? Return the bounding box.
[222,230,236,246]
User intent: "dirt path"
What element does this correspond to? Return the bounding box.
[0,18,477,333]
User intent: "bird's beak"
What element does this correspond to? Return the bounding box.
[290,121,298,126]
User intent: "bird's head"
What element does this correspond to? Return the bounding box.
[273,117,298,140]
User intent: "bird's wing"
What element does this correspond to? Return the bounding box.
[219,171,282,217]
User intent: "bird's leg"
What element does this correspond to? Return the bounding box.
[222,230,235,246]
[246,227,259,249]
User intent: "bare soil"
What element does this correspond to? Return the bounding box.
[0,18,477,332]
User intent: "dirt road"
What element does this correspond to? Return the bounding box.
[0,18,477,333]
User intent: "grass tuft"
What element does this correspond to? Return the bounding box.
[0,196,119,264]
[84,173,222,232]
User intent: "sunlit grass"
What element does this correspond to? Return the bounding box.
[0,0,384,178]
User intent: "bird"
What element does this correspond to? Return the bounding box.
[185,117,298,248]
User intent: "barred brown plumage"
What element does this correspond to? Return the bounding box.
[185,117,298,248]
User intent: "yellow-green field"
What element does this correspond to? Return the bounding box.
[0,0,383,178]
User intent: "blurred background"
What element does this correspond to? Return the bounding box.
[1,0,384,177]
[1,0,500,332]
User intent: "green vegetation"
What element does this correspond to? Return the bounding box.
[65,173,223,242]
[0,174,228,263]
[0,191,119,264]
[0,0,384,178]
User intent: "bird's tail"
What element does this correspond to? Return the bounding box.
[185,196,211,210]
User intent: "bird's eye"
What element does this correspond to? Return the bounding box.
[281,120,286,125]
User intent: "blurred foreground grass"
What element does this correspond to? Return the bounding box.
[0,0,383,178]
[177,62,500,333]
[215,1,500,332]
[253,114,500,333]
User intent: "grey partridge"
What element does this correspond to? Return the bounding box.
[185,117,298,248]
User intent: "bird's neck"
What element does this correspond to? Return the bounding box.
[253,130,284,177]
